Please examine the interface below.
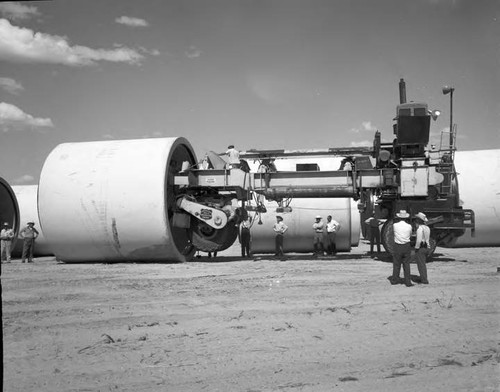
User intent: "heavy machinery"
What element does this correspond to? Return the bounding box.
[173,79,475,256]
[34,79,476,262]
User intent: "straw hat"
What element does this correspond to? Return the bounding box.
[414,212,428,223]
[395,210,410,218]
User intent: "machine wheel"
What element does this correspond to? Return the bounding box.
[191,221,239,252]
[381,219,395,256]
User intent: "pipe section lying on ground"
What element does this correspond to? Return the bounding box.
[38,138,196,262]
[248,197,359,255]
[452,149,500,247]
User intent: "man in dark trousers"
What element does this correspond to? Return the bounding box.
[389,210,413,287]
[273,215,288,257]
[240,216,252,257]
[365,216,382,256]
[325,215,340,255]
[20,221,39,263]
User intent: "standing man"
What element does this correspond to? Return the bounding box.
[390,210,413,287]
[240,216,252,258]
[365,216,382,256]
[1,222,15,263]
[414,212,430,284]
[325,215,341,255]
[20,221,39,263]
[225,145,240,169]
[273,215,288,257]
[312,216,325,256]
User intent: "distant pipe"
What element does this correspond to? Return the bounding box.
[399,78,407,104]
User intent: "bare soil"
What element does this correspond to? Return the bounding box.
[2,242,499,391]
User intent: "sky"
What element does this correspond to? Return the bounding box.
[0,0,498,185]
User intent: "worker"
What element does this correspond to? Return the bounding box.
[240,216,252,258]
[312,215,325,256]
[1,222,15,263]
[340,157,354,171]
[364,216,382,256]
[273,215,288,257]
[413,212,430,284]
[389,210,413,287]
[325,215,341,255]
[20,221,39,263]
[199,154,213,169]
[258,158,276,188]
[225,145,240,169]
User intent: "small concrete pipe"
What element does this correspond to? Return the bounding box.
[38,138,197,262]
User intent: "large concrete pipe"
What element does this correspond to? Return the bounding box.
[249,198,360,254]
[38,138,197,262]
[0,177,20,247]
[452,149,500,247]
[11,185,52,257]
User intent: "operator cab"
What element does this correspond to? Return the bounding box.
[393,102,430,159]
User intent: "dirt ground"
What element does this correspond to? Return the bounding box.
[1,241,499,392]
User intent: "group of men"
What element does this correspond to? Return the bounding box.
[390,209,430,286]
[271,214,341,258]
[312,215,341,256]
[0,221,39,263]
[253,209,431,286]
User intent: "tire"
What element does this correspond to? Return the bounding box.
[381,219,395,256]
[191,221,239,252]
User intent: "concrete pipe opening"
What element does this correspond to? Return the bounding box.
[0,177,20,247]
[38,138,197,262]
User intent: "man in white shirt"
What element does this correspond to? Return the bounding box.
[325,215,340,255]
[273,215,288,257]
[390,210,413,287]
[225,145,240,169]
[414,212,431,284]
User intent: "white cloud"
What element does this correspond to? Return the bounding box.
[0,18,143,66]
[139,46,160,56]
[115,16,149,27]
[13,174,35,185]
[0,77,24,94]
[185,45,202,59]
[0,102,53,130]
[0,2,39,21]
[349,121,378,134]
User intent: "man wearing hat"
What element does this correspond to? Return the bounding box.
[20,221,39,263]
[225,144,240,169]
[414,212,430,284]
[312,215,325,256]
[390,210,413,287]
[325,215,341,255]
[1,222,15,263]
[273,215,288,257]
